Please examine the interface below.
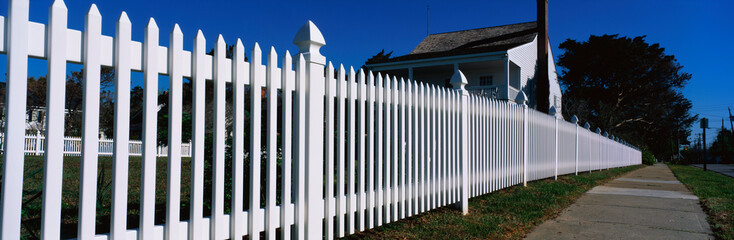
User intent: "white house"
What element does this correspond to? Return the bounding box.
[366,21,563,117]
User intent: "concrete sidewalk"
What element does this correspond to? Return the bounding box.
[692,164,734,178]
[525,164,713,240]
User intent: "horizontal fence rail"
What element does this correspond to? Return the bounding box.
[0,0,641,239]
[4,132,192,157]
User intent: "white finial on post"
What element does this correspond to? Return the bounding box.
[293,20,326,66]
[596,128,602,134]
[450,69,468,90]
[584,122,591,129]
[549,105,557,116]
[571,115,579,124]
[516,90,528,106]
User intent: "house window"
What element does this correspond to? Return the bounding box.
[479,75,493,86]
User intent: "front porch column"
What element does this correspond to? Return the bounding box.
[502,55,510,101]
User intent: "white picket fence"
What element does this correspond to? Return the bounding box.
[0,0,641,239]
[7,131,192,157]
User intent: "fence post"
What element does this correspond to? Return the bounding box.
[584,123,591,173]
[603,132,608,170]
[294,21,325,238]
[517,91,528,187]
[550,106,558,180]
[35,130,42,155]
[450,69,469,215]
[571,115,579,175]
[595,128,602,171]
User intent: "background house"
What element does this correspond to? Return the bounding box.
[365,21,563,117]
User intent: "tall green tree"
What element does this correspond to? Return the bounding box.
[710,129,733,163]
[557,34,697,159]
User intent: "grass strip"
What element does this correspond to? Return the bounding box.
[347,165,643,240]
[669,164,734,240]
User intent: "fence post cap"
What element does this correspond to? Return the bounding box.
[293,20,326,65]
[584,122,591,129]
[596,127,602,134]
[450,69,468,90]
[515,90,528,106]
[571,115,579,124]
[603,132,609,137]
[549,105,557,116]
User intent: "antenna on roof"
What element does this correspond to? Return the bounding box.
[426,5,430,36]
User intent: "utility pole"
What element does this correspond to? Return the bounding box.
[701,118,708,171]
[729,107,733,131]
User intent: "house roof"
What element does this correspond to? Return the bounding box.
[371,21,538,64]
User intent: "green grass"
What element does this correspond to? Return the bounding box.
[2,155,192,239]
[668,164,734,240]
[347,165,643,240]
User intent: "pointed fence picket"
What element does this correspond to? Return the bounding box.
[0,1,641,239]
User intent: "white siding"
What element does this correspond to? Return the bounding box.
[507,36,563,117]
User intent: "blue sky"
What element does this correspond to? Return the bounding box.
[0,0,732,144]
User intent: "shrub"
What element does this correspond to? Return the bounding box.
[642,150,656,165]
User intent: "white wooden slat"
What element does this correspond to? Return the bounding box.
[484,97,489,194]
[419,82,425,214]
[450,90,456,202]
[212,35,228,240]
[357,69,366,231]
[40,2,67,239]
[139,17,158,240]
[325,62,335,240]
[425,83,432,210]
[491,100,496,192]
[375,73,384,226]
[443,88,449,204]
[248,42,263,239]
[497,100,502,188]
[336,65,346,237]
[280,51,294,240]
[449,89,454,201]
[468,95,477,198]
[295,54,307,240]
[391,76,399,219]
[398,77,405,219]
[436,88,442,202]
[0,16,4,52]
[431,85,437,208]
[165,24,184,240]
[386,75,394,222]
[189,30,207,240]
[481,96,485,192]
[366,71,375,229]
[231,39,247,240]
[446,90,452,203]
[266,47,279,240]
[441,87,451,203]
[454,91,460,201]
[478,96,483,194]
[436,87,443,206]
[110,12,132,240]
[476,96,486,196]
[406,80,413,216]
[77,5,101,239]
[439,87,445,203]
[508,102,512,188]
[347,67,356,234]
[425,85,432,207]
